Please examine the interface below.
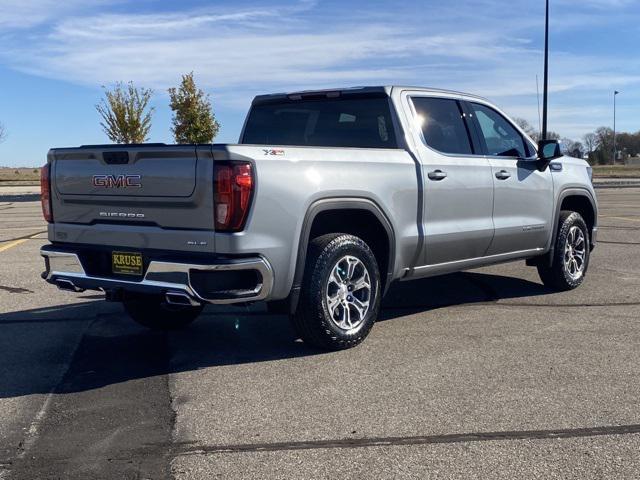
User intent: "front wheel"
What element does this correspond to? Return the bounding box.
[537,211,590,291]
[291,233,381,350]
[123,293,204,330]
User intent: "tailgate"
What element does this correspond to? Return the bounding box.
[49,145,215,231]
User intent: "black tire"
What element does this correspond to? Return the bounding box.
[537,211,590,291]
[123,293,204,330]
[291,233,381,350]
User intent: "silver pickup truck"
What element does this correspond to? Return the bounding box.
[40,86,597,350]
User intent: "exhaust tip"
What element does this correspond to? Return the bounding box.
[165,291,200,307]
[56,279,85,293]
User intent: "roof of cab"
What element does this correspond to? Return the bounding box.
[251,86,490,105]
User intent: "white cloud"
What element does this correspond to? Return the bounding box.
[0,0,118,29]
[0,0,638,140]
[1,3,536,93]
[558,0,636,8]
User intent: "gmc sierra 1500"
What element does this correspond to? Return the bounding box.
[40,86,597,350]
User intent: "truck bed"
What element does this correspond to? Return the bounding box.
[45,143,420,300]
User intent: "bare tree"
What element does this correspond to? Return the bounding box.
[594,127,614,164]
[583,132,597,163]
[545,131,561,141]
[583,133,597,155]
[571,141,585,158]
[561,138,584,158]
[513,117,539,141]
[616,132,640,158]
[0,121,6,144]
[96,82,154,144]
[512,118,561,143]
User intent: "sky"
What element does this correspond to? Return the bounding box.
[0,0,638,167]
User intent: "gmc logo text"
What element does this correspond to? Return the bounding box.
[92,174,142,188]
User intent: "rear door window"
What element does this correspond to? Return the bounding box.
[411,97,473,155]
[241,96,397,148]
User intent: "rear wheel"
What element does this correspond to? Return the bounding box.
[291,233,381,350]
[537,211,590,291]
[123,293,204,330]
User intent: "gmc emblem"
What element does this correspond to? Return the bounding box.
[92,174,142,188]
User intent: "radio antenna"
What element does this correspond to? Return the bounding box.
[536,75,542,135]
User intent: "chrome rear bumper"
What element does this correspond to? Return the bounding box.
[41,247,273,305]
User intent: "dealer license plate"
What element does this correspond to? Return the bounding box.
[112,251,143,276]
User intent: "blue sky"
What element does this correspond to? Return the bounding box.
[0,0,638,166]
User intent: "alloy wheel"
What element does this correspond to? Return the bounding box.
[325,255,372,331]
[564,225,586,280]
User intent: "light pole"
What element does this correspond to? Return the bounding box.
[613,90,619,164]
[541,0,550,140]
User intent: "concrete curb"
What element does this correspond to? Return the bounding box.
[0,194,41,202]
[594,181,640,189]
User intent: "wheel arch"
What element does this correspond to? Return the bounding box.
[541,188,598,269]
[288,197,396,315]
[555,189,597,247]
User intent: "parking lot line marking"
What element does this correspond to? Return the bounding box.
[600,215,640,223]
[0,238,28,253]
[0,231,47,246]
[0,226,47,231]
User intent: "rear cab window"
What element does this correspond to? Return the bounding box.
[241,95,398,149]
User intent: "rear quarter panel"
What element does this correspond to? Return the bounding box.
[213,145,420,299]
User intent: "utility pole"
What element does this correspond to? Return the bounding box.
[613,90,619,164]
[541,0,550,141]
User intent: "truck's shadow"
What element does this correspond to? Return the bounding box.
[379,271,548,320]
[0,272,549,398]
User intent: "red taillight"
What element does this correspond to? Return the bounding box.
[40,164,53,223]
[214,162,253,232]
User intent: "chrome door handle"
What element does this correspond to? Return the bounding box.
[428,170,447,181]
[495,170,511,180]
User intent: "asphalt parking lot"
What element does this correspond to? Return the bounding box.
[0,189,639,479]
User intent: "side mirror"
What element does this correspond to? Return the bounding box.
[536,139,563,171]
